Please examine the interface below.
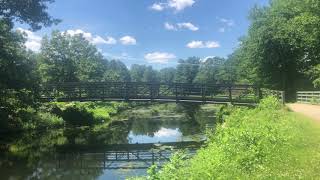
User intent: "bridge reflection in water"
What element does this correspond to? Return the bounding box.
[55,141,202,170]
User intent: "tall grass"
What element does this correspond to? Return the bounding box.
[132,97,320,179]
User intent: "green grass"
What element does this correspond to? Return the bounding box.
[131,97,320,179]
[284,112,320,177]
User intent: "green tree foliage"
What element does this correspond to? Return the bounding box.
[0,0,60,30]
[0,21,40,129]
[0,0,58,129]
[237,0,320,97]
[175,57,200,83]
[38,31,107,83]
[159,67,176,83]
[0,21,39,90]
[130,64,159,82]
[308,64,320,88]
[194,57,225,84]
[142,66,159,82]
[130,64,147,82]
[103,60,131,82]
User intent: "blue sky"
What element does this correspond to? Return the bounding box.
[17,0,269,69]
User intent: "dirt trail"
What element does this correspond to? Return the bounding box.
[287,103,320,122]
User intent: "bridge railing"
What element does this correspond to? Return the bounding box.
[296,91,320,104]
[39,82,260,104]
[261,89,285,104]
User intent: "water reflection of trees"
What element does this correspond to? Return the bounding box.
[0,123,131,180]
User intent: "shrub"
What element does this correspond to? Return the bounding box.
[37,112,64,127]
[62,106,94,127]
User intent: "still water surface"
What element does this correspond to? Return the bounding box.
[0,105,216,180]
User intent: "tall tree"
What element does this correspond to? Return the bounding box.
[39,31,106,83]
[103,60,131,82]
[130,64,159,82]
[142,66,159,82]
[237,0,320,98]
[130,64,147,82]
[175,57,200,83]
[194,57,225,84]
[0,0,58,129]
[159,67,176,83]
[0,0,60,30]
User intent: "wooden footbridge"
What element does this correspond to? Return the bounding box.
[40,82,263,105]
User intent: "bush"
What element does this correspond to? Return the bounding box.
[37,112,64,127]
[62,106,94,127]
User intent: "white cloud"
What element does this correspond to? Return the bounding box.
[154,128,181,137]
[164,22,177,31]
[105,36,117,44]
[168,0,195,11]
[186,41,204,48]
[91,36,108,44]
[206,41,220,48]
[120,36,137,45]
[164,22,199,31]
[144,52,176,63]
[219,18,235,27]
[200,56,216,63]
[177,22,199,31]
[17,28,42,52]
[65,29,117,45]
[66,29,92,39]
[150,0,195,12]
[186,40,220,48]
[150,3,165,11]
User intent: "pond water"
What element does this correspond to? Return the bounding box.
[0,104,216,180]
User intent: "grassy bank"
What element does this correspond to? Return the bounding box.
[132,97,320,179]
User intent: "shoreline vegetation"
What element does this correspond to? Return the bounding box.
[0,101,218,133]
[130,97,320,179]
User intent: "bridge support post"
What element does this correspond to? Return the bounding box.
[124,82,129,101]
[79,84,82,99]
[256,86,262,103]
[201,84,206,103]
[228,86,233,104]
[175,84,179,103]
[152,149,155,165]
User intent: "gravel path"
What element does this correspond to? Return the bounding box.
[287,103,320,122]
